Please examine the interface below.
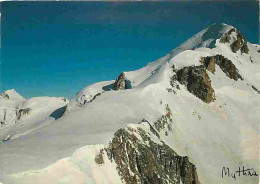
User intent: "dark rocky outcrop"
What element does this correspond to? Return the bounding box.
[231,31,249,54]
[1,110,7,127]
[153,104,173,136]
[97,121,200,184]
[173,54,243,103]
[83,93,102,105]
[95,149,105,165]
[0,92,10,99]
[201,55,243,81]
[113,72,132,90]
[0,121,6,127]
[113,72,127,90]
[199,57,216,73]
[169,65,180,92]
[220,28,233,43]
[176,65,215,103]
[220,28,249,54]
[17,108,31,120]
[252,85,260,94]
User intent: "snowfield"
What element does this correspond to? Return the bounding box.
[0,23,259,184]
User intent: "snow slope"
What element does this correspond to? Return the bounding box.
[0,23,259,184]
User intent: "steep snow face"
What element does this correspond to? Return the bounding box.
[0,24,259,184]
[0,96,69,141]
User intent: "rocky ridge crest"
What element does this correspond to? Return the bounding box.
[96,120,200,184]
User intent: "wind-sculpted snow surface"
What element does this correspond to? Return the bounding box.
[0,23,259,184]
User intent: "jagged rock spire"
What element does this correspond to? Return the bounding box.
[113,72,126,90]
[113,72,132,90]
[220,28,249,54]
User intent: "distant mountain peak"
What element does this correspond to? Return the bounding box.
[0,89,25,101]
[148,23,251,71]
[219,27,249,54]
[176,23,234,50]
[149,23,234,67]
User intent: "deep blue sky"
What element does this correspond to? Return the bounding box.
[1,1,259,99]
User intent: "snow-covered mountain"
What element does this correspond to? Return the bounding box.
[0,23,259,184]
[0,89,25,127]
[0,90,69,141]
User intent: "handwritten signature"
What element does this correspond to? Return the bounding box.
[222,166,259,180]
